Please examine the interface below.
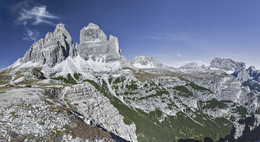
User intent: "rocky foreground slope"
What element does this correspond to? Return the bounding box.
[0,23,260,142]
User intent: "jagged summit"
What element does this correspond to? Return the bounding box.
[77,23,121,61]
[248,66,257,73]
[54,23,66,32]
[210,57,246,71]
[86,23,101,29]
[180,62,207,71]
[19,23,122,68]
[130,56,168,69]
[209,58,260,83]
[80,23,107,43]
[22,23,76,67]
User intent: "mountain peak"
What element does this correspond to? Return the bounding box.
[78,23,121,62]
[210,57,246,71]
[21,23,76,66]
[80,23,107,43]
[248,66,256,71]
[53,23,72,41]
[130,56,168,69]
[86,23,100,29]
[180,62,206,70]
[54,23,66,32]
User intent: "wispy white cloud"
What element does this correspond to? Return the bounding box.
[18,6,58,26]
[148,32,191,42]
[23,28,40,41]
[176,53,183,57]
[13,3,59,41]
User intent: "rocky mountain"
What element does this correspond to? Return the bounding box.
[77,23,121,62]
[0,23,260,142]
[129,56,169,69]
[210,57,246,72]
[180,62,209,72]
[247,66,260,82]
[22,24,76,67]
[211,57,260,93]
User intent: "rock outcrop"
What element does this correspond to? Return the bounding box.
[64,83,137,142]
[77,23,121,62]
[22,24,76,66]
[247,66,260,82]
[129,56,168,69]
[210,57,246,71]
[22,23,122,67]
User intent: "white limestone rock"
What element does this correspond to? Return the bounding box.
[22,24,76,66]
[0,88,70,140]
[210,57,246,72]
[64,83,137,142]
[77,23,121,62]
[129,56,169,69]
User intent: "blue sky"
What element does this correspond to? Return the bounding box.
[1,0,260,69]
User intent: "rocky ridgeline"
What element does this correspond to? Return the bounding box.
[22,23,121,67]
[210,57,246,71]
[210,58,260,90]
[22,24,76,66]
[129,56,169,69]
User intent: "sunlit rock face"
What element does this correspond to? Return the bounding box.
[77,23,121,62]
[210,57,246,71]
[22,24,76,66]
[64,83,137,142]
[129,56,169,69]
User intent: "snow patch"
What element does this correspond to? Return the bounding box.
[133,63,155,69]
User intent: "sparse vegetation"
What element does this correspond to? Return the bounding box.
[32,68,46,79]
[0,69,12,84]
[134,72,159,81]
[200,98,228,110]
[187,82,213,93]
[27,134,34,140]
[85,78,232,142]
[73,73,82,81]
[113,76,126,84]
[53,73,77,84]
[38,121,45,125]
[126,82,139,90]
[10,111,19,119]
[235,106,248,118]
[173,86,193,97]
[139,88,169,100]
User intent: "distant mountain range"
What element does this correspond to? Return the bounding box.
[0,23,260,142]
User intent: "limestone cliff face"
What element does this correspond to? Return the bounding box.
[77,23,121,62]
[22,23,122,66]
[22,24,76,66]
